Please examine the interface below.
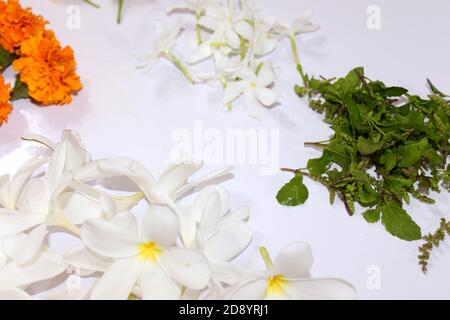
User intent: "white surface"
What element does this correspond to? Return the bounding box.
[0,0,449,299]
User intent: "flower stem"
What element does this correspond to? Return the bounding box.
[259,246,273,271]
[164,50,194,84]
[289,34,308,87]
[196,14,203,45]
[117,0,124,24]
[83,0,100,8]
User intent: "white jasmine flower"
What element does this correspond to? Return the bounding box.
[81,209,211,300]
[224,64,277,117]
[227,242,356,300]
[168,0,216,17]
[137,21,194,83]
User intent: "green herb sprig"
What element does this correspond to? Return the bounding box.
[278,67,450,241]
[418,218,450,273]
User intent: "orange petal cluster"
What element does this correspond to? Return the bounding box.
[13,30,82,105]
[0,0,47,53]
[0,73,12,125]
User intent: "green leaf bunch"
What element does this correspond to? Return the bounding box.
[278,67,450,241]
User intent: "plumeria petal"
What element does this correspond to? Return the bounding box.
[159,248,211,290]
[0,209,45,237]
[81,213,140,259]
[140,262,180,300]
[228,276,267,300]
[204,220,252,261]
[3,224,47,266]
[90,257,144,300]
[141,205,179,246]
[273,242,313,278]
[283,278,356,300]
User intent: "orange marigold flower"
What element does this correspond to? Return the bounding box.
[0,0,47,53]
[13,30,82,105]
[0,73,12,125]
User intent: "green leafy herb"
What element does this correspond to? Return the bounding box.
[279,67,450,241]
[418,218,450,273]
[276,174,309,206]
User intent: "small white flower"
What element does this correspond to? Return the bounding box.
[273,11,320,38]
[227,242,356,300]
[224,64,277,117]
[138,21,195,83]
[168,0,217,17]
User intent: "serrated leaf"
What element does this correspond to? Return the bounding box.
[380,150,396,171]
[357,136,382,155]
[381,200,421,241]
[398,138,428,168]
[276,175,309,206]
[307,153,331,176]
[363,207,380,223]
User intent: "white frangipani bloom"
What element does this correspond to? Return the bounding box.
[81,209,211,300]
[227,242,356,300]
[224,64,277,117]
[0,130,356,300]
[0,225,66,298]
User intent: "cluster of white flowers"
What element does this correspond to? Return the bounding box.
[138,0,319,118]
[0,130,355,300]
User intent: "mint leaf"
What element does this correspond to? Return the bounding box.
[381,200,421,241]
[276,175,309,206]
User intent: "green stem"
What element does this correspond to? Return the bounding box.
[195,14,203,45]
[164,51,194,84]
[289,34,308,87]
[83,0,100,8]
[259,247,273,271]
[117,0,124,24]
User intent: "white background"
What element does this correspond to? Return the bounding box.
[0,0,449,299]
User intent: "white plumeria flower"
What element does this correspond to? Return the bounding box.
[227,242,356,300]
[180,186,251,279]
[81,209,211,300]
[0,225,67,297]
[137,21,194,83]
[224,64,277,117]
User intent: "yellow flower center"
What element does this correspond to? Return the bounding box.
[250,82,257,89]
[266,274,288,296]
[138,242,161,261]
